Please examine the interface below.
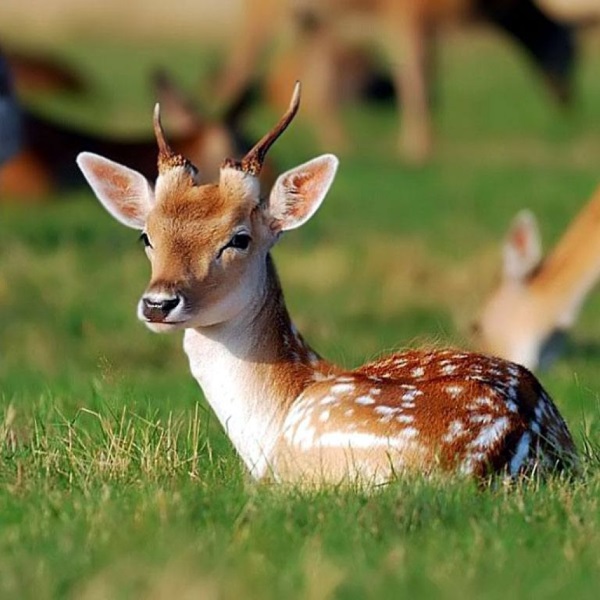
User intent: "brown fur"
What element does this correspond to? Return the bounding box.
[78,99,577,485]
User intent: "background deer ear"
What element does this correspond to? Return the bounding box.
[503,209,543,281]
[152,69,202,135]
[268,154,338,232]
[77,152,155,229]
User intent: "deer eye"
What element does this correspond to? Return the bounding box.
[227,233,251,251]
[139,232,152,248]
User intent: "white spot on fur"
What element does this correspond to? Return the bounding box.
[316,427,420,450]
[534,404,544,422]
[397,427,419,440]
[309,352,320,365]
[319,410,330,423]
[356,395,375,406]
[460,451,489,475]
[374,406,400,416]
[291,417,316,450]
[507,364,520,378]
[344,408,354,417]
[442,364,457,375]
[510,431,531,475]
[320,396,337,406]
[442,419,465,443]
[284,404,308,427]
[411,366,425,378]
[402,389,420,402]
[369,388,382,396]
[312,372,335,382]
[506,400,519,413]
[469,417,510,449]
[469,413,493,425]
[331,383,355,395]
[397,414,414,424]
[445,385,463,398]
[474,396,495,409]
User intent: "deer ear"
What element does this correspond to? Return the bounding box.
[76,152,155,230]
[268,154,338,232]
[503,210,543,281]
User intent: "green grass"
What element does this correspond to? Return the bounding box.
[2,30,600,599]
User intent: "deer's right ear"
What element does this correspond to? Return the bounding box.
[76,152,155,230]
[503,209,543,281]
[267,154,338,232]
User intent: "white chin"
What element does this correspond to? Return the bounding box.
[143,321,187,333]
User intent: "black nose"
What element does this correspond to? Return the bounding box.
[141,294,181,321]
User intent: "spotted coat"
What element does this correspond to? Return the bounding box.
[275,349,576,484]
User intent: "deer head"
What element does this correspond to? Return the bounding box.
[472,210,555,369]
[77,82,338,332]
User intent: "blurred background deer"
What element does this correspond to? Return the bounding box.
[215,0,577,163]
[473,185,600,371]
[0,50,273,199]
[0,0,587,201]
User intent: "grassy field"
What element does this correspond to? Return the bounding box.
[2,28,600,599]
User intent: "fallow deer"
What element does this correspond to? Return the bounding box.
[0,71,265,199]
[474,185,600,371]
[216,0,575,163]
[77,83,577,486]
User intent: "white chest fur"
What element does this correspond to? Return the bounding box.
[183,328,286,479]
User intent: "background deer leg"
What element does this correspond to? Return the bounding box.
[214,0,280,110]
[383,13,433,164]
[301,24,350,152]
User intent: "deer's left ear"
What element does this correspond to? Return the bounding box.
[268,154,338,232]
[77,152,155,230]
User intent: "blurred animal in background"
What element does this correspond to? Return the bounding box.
[537,0,600,24]
[265,38,395,117]
[0,53,22,167]
[4,48,87,96]
[216,0,576,163]
[0,63,270,200]
[473,185,600,370]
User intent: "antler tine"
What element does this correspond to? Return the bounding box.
[153,103,174,158]
[153,102,199,179]
[223,81,301,176]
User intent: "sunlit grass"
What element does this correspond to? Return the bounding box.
[1,29,600,599]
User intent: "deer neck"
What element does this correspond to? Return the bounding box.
[530,186,600,328]
[182,254,338,478]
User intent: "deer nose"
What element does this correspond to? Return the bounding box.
[141,293,182,321]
